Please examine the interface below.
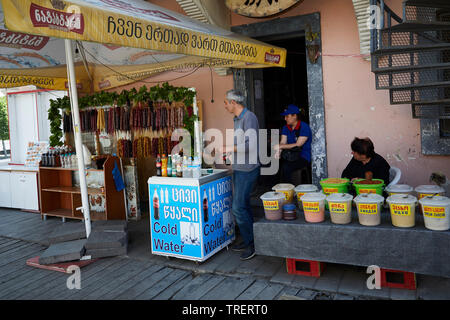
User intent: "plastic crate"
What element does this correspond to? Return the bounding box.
[380,268,417,290]
[286,258,325,277]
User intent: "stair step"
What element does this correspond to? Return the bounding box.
[404,0,450,10]
[377,80,450,91]
[390,85,450,104]
[373,62,450,74]
[373,43,450,54]
[412,103,450,119]
[372,47,450,73]
[404,2,450,25]
[376,67,450,89]
[378,30,449,51]
[388,23,450,32]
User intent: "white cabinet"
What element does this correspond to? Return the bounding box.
[0,171,12,208]
[10,172,39,211]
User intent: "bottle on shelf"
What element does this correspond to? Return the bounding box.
[161,154,168,177]
[203,190,209,222]
[153,189,160,220]
[156,154,162,176]
[176,154,183,177]
[182,156,188,178]
[167,155,172,177]
[192,156,201,179]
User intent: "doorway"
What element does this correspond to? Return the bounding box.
[232,13,327,187]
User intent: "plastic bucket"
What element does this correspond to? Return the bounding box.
[386,194,417,228]
[272,183,295,204]
[326,193,353,225]
[300,192,326,223]
[415,185,445,214]
[283,203,297,220]
[353,179,385,195]
[354,193,384,226]
[418,196,450,231]
[294,184,319,210]
[319,178,349,209]
[385,184,413,196]
[260,192,285,221]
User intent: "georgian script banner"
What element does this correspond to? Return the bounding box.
[2,0,286,67]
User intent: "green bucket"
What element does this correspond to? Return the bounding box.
[319,178,350,209]
[353,179,385,195]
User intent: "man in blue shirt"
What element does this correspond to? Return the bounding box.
[274,104,312,184]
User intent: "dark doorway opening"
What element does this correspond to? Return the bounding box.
[252,36,312,200]
[263,37,310,130]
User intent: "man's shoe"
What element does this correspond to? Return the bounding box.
[240,246,256,261]
[231,241,247,252]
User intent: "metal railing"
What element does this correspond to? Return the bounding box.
[370,0,403,53]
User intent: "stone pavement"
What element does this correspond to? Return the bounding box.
[0,208,449,300]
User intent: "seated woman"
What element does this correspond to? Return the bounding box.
[341,137,391,184]
[274,104,312,184]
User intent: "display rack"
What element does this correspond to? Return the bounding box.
[38,156,126,221]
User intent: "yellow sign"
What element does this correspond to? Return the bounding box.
[303,201,319,213]
[330,202,348,214]
[359,189,376,194]
[2,0,286,68]
[358,204,378,215]
[263,200,279,211]
[418,193,440,200]
[323,188,338,195]
[390,204,411,216]
[423,206,446,219]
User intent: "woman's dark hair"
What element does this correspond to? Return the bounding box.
[351,137,375,158]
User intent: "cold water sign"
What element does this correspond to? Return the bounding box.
[201,176,234,259]
[150,183,202,259]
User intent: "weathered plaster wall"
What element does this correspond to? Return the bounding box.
[133,0,450,186]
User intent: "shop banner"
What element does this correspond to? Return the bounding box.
[2,0,286,68]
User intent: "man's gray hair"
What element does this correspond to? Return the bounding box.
[226,89,245,103]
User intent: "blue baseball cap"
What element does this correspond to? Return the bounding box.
[280,104,300,116]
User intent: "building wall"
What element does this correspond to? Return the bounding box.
[123,0,449,186]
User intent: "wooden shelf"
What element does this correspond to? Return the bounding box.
[42,186,103,195]
[38,156,126,221]
[42,209,73,218]
[39,167,103,172]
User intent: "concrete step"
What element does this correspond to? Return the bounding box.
[38,239,87,265]
[85,230,128,250]
[47,222,86,245]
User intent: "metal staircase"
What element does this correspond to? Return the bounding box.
[370,0,450,118]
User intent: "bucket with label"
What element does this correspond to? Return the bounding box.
[418,196,450,231]
[294,184,319,210]
[385,184,413,196]
[326,193,353,225]
[354,193,384,226]
[319,178,349,209]
[386,194,417,228]
[353,179,385,195]
[415,185,445,214]
[272,183,295,204]
[283,203,297,220]
[300,192,327,223]
[260,191,285,221]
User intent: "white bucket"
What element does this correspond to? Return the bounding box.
[272,183,295,204]
[418,196,450,231]
[294,184,319,210]
[354,193,384,226]
[326,193,353,224]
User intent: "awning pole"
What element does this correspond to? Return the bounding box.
[64,39,91,238]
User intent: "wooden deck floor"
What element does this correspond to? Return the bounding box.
[1,208,449,300]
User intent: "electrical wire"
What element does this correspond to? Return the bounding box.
[78,41,203,84]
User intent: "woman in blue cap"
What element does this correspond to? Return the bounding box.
[274,104,312,184]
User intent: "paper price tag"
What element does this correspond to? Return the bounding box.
[263,200,279,211]
[423,206,446,219]
[390,204,411,216]
[303,201,319,213]
[330,202,348,214]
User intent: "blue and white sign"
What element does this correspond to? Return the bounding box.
[200,176,234,260]
[148,173,234,262]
